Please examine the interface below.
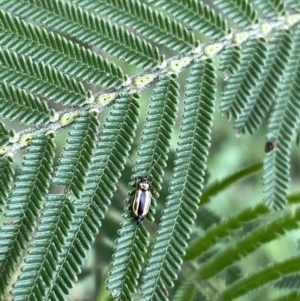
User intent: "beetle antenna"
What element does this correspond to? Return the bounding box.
[147,154,162,178]
[127,156,136,166]
[129,154,162,180]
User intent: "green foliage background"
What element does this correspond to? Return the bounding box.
[0,0,300,301]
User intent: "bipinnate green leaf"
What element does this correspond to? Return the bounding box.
[74,0,196,53]
[263,27,300,209]
[219,46,241,75]
[0,9,126,88]
[253,0,285,17]
[210,0,258,26]
[0,122,12,147]
[185,202,269,261]
[220,248,300,300]
[0,135,55,296]
[0,49,88,106]
[224,39,268,120]
[1,0,162,68]
[11,195,75,301]
[0,2,299,301]
[199,208,300,279]
[43,94,140,300]
[107,75,179,300]
[234,31,293,134]
[140,59,216,301]
[0,82,54,125]
[0,156,14,208]
[53,112,99,198]
[144,0,228,38]
[219,39,267,118]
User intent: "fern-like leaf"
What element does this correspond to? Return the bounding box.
[107,75,179,300]
[263,27,300,209]
[0,49,88,106]
[0,10,127,88]
[253,0,285,17]
[0,122,11,147]
[219,39,268,119]
[210,0,258,26]
[199,208,300,279]
[221,38,268,120]
[140,59,216,301]
[75,0,196,52]
[144,0,228,38]
[220,253,300,300]
[3,0,161,68]
[53,112,99,198]
[11,195,75,301]
[0,135,55,297]
[0,3,300,300]
[42,94,140,299]
[234,31,293,134]
[0,82,54,125]
[27,112,99,300]
[0,156,14,208]
[219,46,241,75]
[184,202,270,261]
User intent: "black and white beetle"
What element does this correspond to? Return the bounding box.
[131,155,161,225]
[132,177,152,225]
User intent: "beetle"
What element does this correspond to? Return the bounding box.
[131,155,161,225]
[132,177,152,225]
